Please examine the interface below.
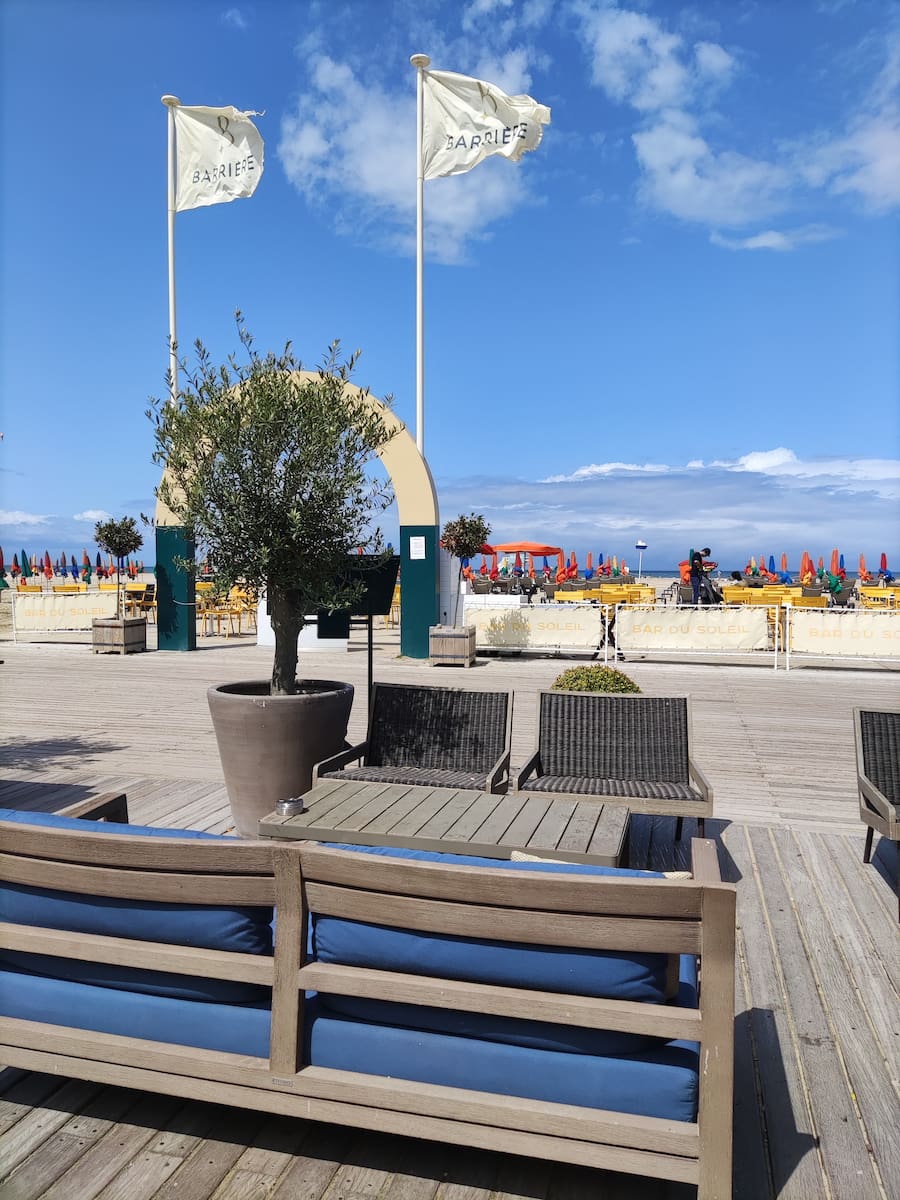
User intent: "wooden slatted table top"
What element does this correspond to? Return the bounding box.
[258,778,630,866]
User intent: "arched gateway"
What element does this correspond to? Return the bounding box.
[154,371,440,658]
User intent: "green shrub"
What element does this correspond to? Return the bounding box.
[550,664,641,693]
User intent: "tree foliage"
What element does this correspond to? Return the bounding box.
[147,315,396,695]
[94,516,143,620]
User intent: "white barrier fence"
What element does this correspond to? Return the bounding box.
[464,599,900,668]
[785,606,900,668]
[12,591,117,636]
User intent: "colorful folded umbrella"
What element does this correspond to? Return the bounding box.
[20,549,31,578]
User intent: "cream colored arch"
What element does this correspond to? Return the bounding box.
[155,370,438,528]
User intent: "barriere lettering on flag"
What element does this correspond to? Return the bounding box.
[174,105,264,212]
[422,70,550,180]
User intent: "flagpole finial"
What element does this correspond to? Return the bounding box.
[161,95,181,107]
[410,54,430,69]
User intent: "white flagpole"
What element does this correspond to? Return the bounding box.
[161,95,180,404]
[410,54,429,455]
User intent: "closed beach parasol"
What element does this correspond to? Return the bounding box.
[768,554,776,575]
[781,552,788,573]
[830,548,839,575]
[859,553,869,582]
[0,547,7,589]
[513,551,523,576]
[59,554,67,578]
[11,553,21,578]
[881,552,888,573]
[82,550,92,583]
[44,551,53,579]
[70,554,78,578]
[489,552,499,581]
[96,552,105,579]
[584,551,594,580]
[20,550,31,579]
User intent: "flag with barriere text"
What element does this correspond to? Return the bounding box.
[174,104,264,212]
[421,70,550,180]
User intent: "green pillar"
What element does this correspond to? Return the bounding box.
[400,524,439,659]
[156,526,196,651]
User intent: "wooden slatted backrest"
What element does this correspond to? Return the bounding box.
[855,708,900,804]
[538,692,691,782]
[296,844,734,1033]
[365,682,512,773]
[0,819,278,906]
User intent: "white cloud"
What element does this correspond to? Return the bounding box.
[710,224,839,251]
[633,111,790,225]
[463,0,514,34]
[694,40,735,84]
[0,509,52,526]
[574,2,693,112]
[436,446,900,565]
[74,509,112,522]
[573,4,900,232]
[278,54,540,263]
[542,461,671,482]
[221,7,248,31]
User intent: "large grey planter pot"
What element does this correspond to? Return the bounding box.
[208,679,354,838]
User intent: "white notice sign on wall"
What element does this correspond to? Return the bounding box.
[409,537,426,561]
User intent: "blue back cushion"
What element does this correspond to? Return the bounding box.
[0,808,273,1003]
[312,844,691,1055]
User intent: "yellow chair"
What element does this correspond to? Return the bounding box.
[98,582,118,592]
[384,584,401,628]
[17,582,43,593]
[52,583,88,593]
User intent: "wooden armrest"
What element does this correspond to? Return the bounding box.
[57,792,129,823]
[312,742,367,782]
[485,749,511,793]
[858,774,893,821]
[514,748,542,791]
[690,838,722,883]
[689,757,713,802]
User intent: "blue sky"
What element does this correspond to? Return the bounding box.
[1,0,898,573]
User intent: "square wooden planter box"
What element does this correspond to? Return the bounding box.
[429,624,477,668]
[92,617,147,655]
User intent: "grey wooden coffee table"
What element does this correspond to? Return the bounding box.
[258,778,630,867]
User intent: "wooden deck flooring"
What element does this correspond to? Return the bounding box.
[0,628,898,1198]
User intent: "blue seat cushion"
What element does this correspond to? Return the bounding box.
[313,844,692,1056]
[0,808,273,1003]
[0,968,698,1123]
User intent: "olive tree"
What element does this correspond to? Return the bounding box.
[148,316,396,695]
[94,516,143,620]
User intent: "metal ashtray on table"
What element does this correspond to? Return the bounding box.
[258,778,630,867]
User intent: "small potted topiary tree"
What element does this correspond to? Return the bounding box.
[430,512,491,667]
[91,516,146,655]
[148,315,397,835]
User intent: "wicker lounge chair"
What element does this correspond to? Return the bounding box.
[314,681,513,793]
[854,707,900,919]
[515,692,713,840]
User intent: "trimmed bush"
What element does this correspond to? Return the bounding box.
[550,665,641,694]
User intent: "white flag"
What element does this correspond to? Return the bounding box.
[421,70,550,181]
[174,105,264,212]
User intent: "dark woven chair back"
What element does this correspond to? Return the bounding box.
[858,710,900,803]
[367,684,510,774]
[539,693,690,783]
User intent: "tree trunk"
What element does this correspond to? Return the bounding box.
[268,585,303,696]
